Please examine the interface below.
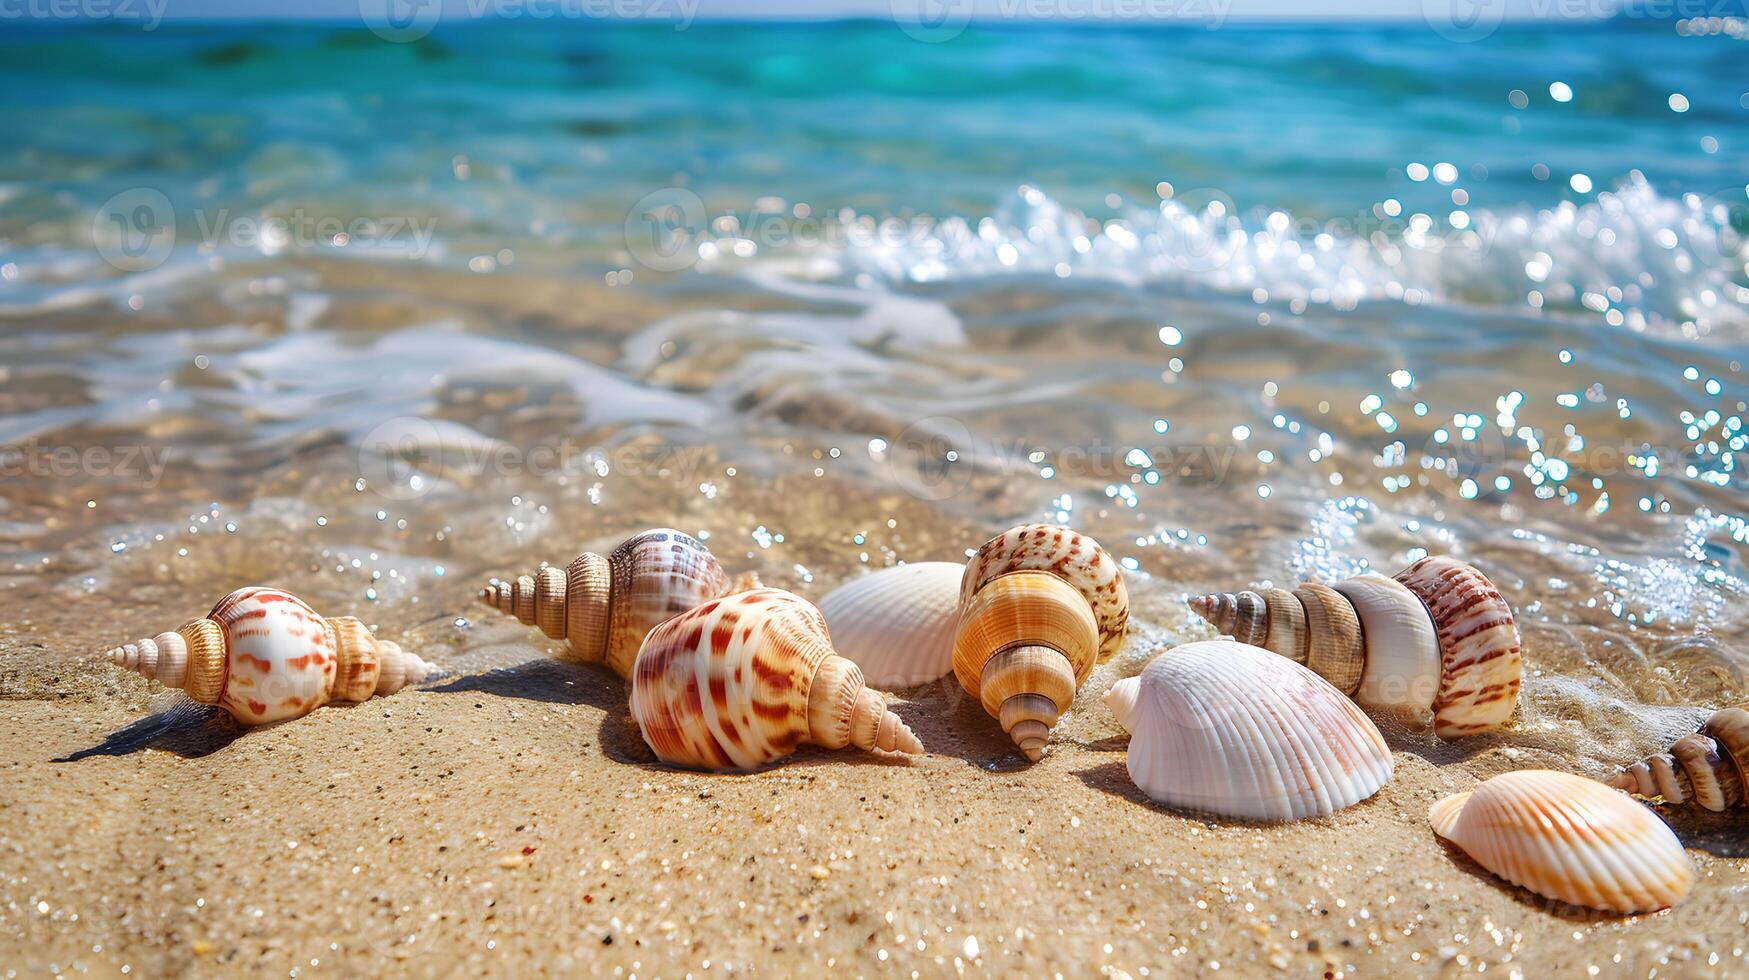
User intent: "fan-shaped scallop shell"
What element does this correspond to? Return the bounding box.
[1430,770,1695,913]
[1103,640,1393,821]
[629,588,923,771]
[817,562,962,688]
[960,523,1128,659]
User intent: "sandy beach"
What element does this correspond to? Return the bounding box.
[5,562,1745,977]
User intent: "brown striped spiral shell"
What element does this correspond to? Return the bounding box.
[480,528,740,678]
[1189,555,1521,739]
[1610,705,1749,810]
[629,588,923,771]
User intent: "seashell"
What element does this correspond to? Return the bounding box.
[629,588,923,771]
[105,587,435,725]
[1189,556,1521,739]
[1102,640,1393,821]
[1609,704,1749,810]
[1430,770,1695,913]
[817,562,962,688]
[953,524,1128,761]
[480,528,737,679]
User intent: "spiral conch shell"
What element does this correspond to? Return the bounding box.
[1103,640,1393,821]
[818,562,962,689]
[1189,556,1521,739]
[953,524,1129,762]
[1431,770,1695,913]
[480,528,749,679]
[106,587,435,725]
[1609,704,1749,810]
[629,588,923,771]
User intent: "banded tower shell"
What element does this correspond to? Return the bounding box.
[817,562,962,689]
[1609,704,1749,810]
[105,587,435,725]
[480,528,741,678]
[953,524,1129,762]
[1189,556,1521,739]
[1430,770,1695,913]
[629,588,924,771]
[1101,640,1393,821]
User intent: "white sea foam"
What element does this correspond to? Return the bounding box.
[742,175,1747,342]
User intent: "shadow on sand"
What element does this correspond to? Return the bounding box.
[54,699,243,761]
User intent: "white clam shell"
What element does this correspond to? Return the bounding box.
[1114,640,1394,821]
[1430,770,1696,913]
[818,562,962,688]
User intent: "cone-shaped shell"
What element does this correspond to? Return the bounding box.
[1609,705,1749,810]
[105,587,435,725]
[479,528,732,678]
[817,562,962,688]
[1116,640,1393,821]
[1430,770,1695,913]
[961,523,1128,659]
[629,588,923,771]
[1187,557,1518,739]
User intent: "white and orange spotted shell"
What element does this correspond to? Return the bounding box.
[1189,555,1521,739]
[481,527,744,678]
[960,523,1129,659]
[629,588,923,771]
[105,587,435,725]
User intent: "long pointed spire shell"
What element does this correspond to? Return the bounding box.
[952,524,1128,761]
[1188,557,1521,739]
[628,588,922,771]
[479,527,741,678]
[1609,704,1749,810]
[105,587,435,725]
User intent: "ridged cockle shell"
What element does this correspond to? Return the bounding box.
[818,561,962,689]
[480,527,754,678]
[953,524,1129,762]
[1189,556,1521,738]
[1610,704,1749,810]
[1431,770,1695,913]
[105,587,435,725]
[629,588,923,771]
[1104,640,1393,821]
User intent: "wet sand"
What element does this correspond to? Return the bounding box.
[4,580,1745,978]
